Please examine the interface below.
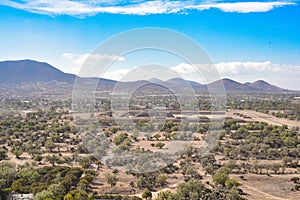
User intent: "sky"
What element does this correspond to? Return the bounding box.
[0,0,299,89]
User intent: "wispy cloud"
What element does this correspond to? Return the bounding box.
[63,53,125,66]
[59,58,300,89]
[0,0,295,16]
[189,1,295,13]
[215,61,283,74]
[168,61,300,88]
[102,68,131,81]
[170,61,300,76]
[78,61,300,81]
[62,52,125,75]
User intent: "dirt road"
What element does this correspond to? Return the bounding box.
[240,180,292,200]
[227,110,299,129]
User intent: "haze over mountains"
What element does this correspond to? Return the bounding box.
[0,60,75,84]
[0,60,292,93]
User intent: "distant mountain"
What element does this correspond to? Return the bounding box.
[165,78,206,93]
[208,78,260,93]
[245,80,287,92]
[208,78,288,93]
[166,77,188,84]
[0,60,293,94]
[166,77,202,86]
[148,78,162,83]
[0,60,75,84]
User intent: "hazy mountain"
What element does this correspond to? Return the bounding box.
[0,60,118,92]
[208,78,261,93]
[0,60,75,84]
[0,60,291,94]
[208,78,288,93]
[165,78,207,93]
[245,80,287,92]
[148,78,163,83]
[166,77,202,86]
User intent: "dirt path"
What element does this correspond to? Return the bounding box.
[134,180,291,200]
[228,110,300,129]
[130,182,180,199]
[240,180,291,200]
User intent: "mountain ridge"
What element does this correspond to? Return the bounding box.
[0,59,75,84]
[0,60,293,93]
[245,80,286,92]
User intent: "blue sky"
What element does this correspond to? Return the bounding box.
[0,0,299,89]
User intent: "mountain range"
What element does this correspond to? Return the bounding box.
[0,60,75,84]
[0,60,293,93]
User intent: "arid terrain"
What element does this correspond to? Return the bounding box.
[1,93,299,199]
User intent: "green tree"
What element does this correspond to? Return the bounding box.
[113,133,128,145]
[153,134,161,141]
[64,190,89,200]
[0,162,16,190]
[155,142,165,149]
[142,189,152,199]
[0,148,7,160]
[176,179,205,200]
[78,179,89,191]
[227,187,245,200]
[184,166,201,180]
[45,155,59,166]
[64,193,74,200]
[35,189,54,200]
[271,163,281,174]
[45,139,56,152]
[156,175,168,187]
[212,167,230,186]
[156,190,177,200]
[110,126,119,134]
[225,178,240,189]
[34,154,43,162]
[11,146,23,159]
[48,183,66,198]
[105,173,118,187]
[74,190,88,200]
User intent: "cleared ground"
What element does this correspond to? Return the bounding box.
[227,110,300,129]
[232,174,300,200]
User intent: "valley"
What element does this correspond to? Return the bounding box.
[0,60,299,200]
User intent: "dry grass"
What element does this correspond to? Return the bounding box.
[232,174,300,200]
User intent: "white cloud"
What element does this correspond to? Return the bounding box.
[173,61,296,76]
[103,65,178,82]
[171,63,196,75]
[62,53,125,66]
[59,59,300,89]
[62,58,300,82]
[167,61,300,84]
[102,68,131,81]
[171,63,216,75]
[129,61,286,84]
[62,52,125,75]
[62,52,76,60]
[0,0,295,16]
[215,61,283,74]
[190,1,295,13]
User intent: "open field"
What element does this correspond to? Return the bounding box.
[1,96,300,199]
[233,174,300,200]
[227,110,300,129]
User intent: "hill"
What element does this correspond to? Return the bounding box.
[0,60,75,84]
[208,78,261,93]
[245,80,287,92]
[0,60,292,94]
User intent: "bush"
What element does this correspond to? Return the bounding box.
[142,189,152,199]
[212,167,231,186]
[225,178,240,189]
